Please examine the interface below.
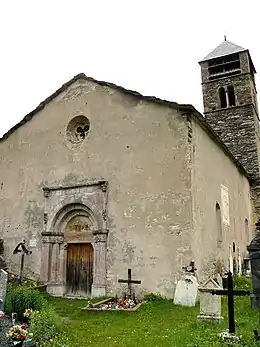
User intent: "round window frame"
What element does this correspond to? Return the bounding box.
[66,115,90,144]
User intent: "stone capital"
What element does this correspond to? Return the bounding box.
[93,233,107,243]
[41,234,64,244]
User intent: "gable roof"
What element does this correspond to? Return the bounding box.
[0,73,181,142]
[0,73,250,179]
[200,40,246,62]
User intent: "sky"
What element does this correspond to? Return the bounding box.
[0,0,260,137]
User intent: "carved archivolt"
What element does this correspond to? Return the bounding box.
[51,203,98,234]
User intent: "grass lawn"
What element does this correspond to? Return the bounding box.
[45,295,260,347]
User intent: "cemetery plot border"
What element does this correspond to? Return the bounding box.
[82,297,145,312]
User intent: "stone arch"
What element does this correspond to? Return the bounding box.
[46,197,102,234]
[51,203,99,234]
[41,202,108,298]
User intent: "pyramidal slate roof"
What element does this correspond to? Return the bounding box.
[200,40,247,62]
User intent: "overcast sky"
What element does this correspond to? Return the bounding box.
[1,0,259,137]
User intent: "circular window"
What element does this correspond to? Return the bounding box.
[66,115,90,144]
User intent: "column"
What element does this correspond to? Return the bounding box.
[40,236,50,283]
[92,232,108,297]
[50,242,58,283]
[58,243,66,285]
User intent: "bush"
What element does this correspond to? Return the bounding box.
[233,275,252,290]
[29,307,61,346]
[143,292,165,302]
[5,285,47,321]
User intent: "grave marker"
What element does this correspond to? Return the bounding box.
[207,271,250,333]
[247,220,260,308]
[197,278,223,323]
[174,274,198,307]
[0,269,8,311]
[118,269,141,300]
[13,241,32,284]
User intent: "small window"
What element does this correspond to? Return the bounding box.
[216,202,222,247]
[219,87,227,108]
[245,218,249,242]
[227,85,236,106]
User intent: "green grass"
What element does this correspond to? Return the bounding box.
[45,296,260,347]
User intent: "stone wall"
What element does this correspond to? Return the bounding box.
[204,105,260,178]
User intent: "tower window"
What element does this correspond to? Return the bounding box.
[208,53,241,79]
[219,87,227,108]
[227,85,236,106]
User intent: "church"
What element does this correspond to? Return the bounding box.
[0,39,259,298]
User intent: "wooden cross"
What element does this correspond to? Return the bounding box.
[118,269,141,299]
[210,271,250,333]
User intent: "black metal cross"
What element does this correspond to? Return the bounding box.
[13,240,32,284]
[211,271,251,333]
[118,269,141,299]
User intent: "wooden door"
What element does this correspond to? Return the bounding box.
[66,243,93,296]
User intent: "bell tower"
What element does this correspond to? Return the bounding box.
[199,39,260,214]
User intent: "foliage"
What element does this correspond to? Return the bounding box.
[5,284,47,321]
[29,307,61,346]
[233,275,252,290]
[41,294,260,347]
[143,292,166,302]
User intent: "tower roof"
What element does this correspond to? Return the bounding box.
[200,40,246,62]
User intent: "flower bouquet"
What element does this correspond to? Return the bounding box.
[218,330,243,345]
[7,323,33,346]
[115,298,136,310]
[100,297,137,310]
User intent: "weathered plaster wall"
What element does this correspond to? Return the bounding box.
[191,117,253,280]
[0,78,192,297]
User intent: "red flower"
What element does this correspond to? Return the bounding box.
[19,334,27,341]
[21,324,27,330]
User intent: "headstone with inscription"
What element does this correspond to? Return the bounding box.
[0,269,8,311]
[174,274,198,307]
[197,278,223,323]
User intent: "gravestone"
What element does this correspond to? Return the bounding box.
[0,256,7,271]
[174,274,198,306]
[0,269,8,311]
[247,220,260,308]
[197,278,223,323]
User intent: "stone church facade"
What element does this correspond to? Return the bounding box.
[0,40,258,298]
